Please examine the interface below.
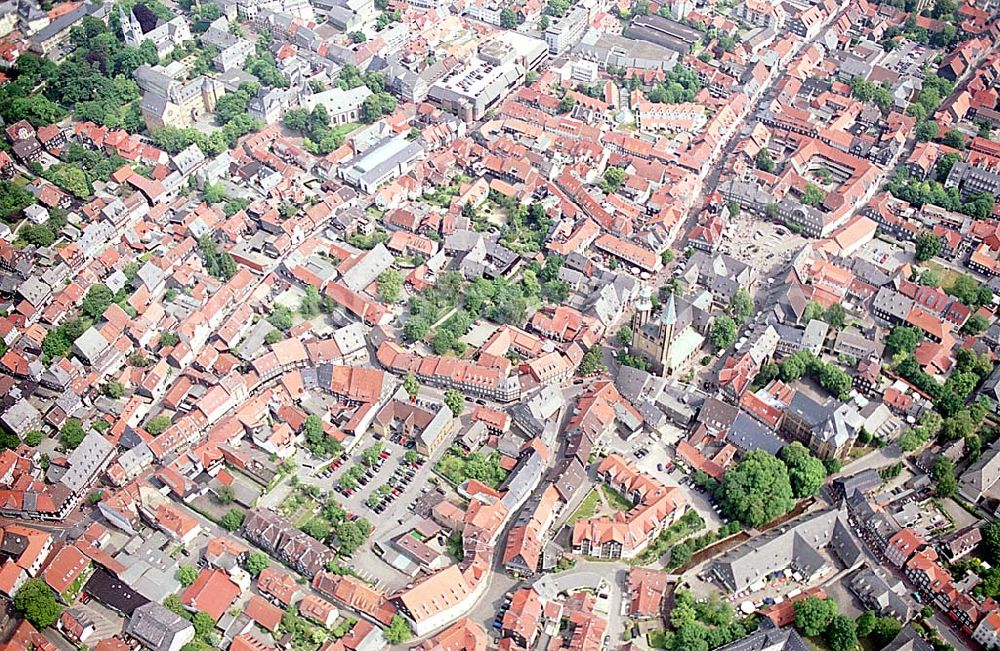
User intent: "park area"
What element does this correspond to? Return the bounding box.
[434,446,509,489]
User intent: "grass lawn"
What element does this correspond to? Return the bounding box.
[601,485,635,512]
[568,489,600,524]
[279,493,317,526]
[331,122,361,139]
[804,637,832,651]
[848,445,874,460]
[924,260,961,290]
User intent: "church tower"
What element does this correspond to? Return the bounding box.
[657,292,677,374]
[631,285,653,336]
[119,8,144,48]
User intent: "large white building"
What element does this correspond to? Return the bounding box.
[120,8,192,58]
[544,6,588,54]
[301,86,372,125]
[428,58,524,121]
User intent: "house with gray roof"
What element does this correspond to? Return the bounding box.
[341,243,394,293]
[725,412,785,456]
[60,432,115,496]
[125,602,195,651]
[716,628,809,651]
[849,565,912,621]
[959,440,1000,504]
[0,399,42,438]
[711,505,864,592]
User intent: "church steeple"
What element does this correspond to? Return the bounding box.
[659,292,676,326]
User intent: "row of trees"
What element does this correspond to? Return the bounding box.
[753,350,852,401]
[885,168,996,220]
[793,596,901,651]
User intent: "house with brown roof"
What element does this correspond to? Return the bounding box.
[245,595,283,632]
[627,568,668,620]
[257,567,301,607]
[500,587,541,648]
[42,544,90,600]
[180,568,241,621]
[572,455,686,560]
[419,617,488,651]
[299,594,339,628]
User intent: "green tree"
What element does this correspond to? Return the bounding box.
[779,353,807,382]
[202,182,226,204]
[578,347,603,375]
[145,415,171,436]
[102,381,125,398]
[601,166,625,194]
[246,552,270,577]
[825,614,857,651]
[559,95,576,114]
[0,181,35,221]
[855,610,876,637]
[384,615,412,643]
[962,313,990,335]
[14,579,61,629]
[377,269,403,303]
[755,148,775,173]
[60,419,86,449]
[983,521,1000,564]
[729,289,753,324]
[403,315,430,343]
[616,325,633,347]
[444,389,464,416]
[499,6,518,27]
[177,566,198,587]
[801,183,825,206]
[403,374,419,400]
[779,442,826,498]
[803,301,825,322]
[870,617,901,647]
[192,611,214,637]
[824,303,847,329]
[221,508,244,531]
[915,231,942,262]
[932,455,958,497]
[943,129,966,150]
[336,520,367,555]
[711,315,737,350]
[18,224,55,247]
[916,119,940,142]
[215,484,234,504]
[43,164,91,199]
[81,283,113,320]
[719,450,795,528]
[793,596,837,637]
[886,326,921,356]
[362,442,385,467]
[935,152,962,182]
[24,431,43,447]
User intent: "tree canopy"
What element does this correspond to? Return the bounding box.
[779,442,826,498]
[793,596,837,637]
[14,579,61,629]
[719,450,795,528]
